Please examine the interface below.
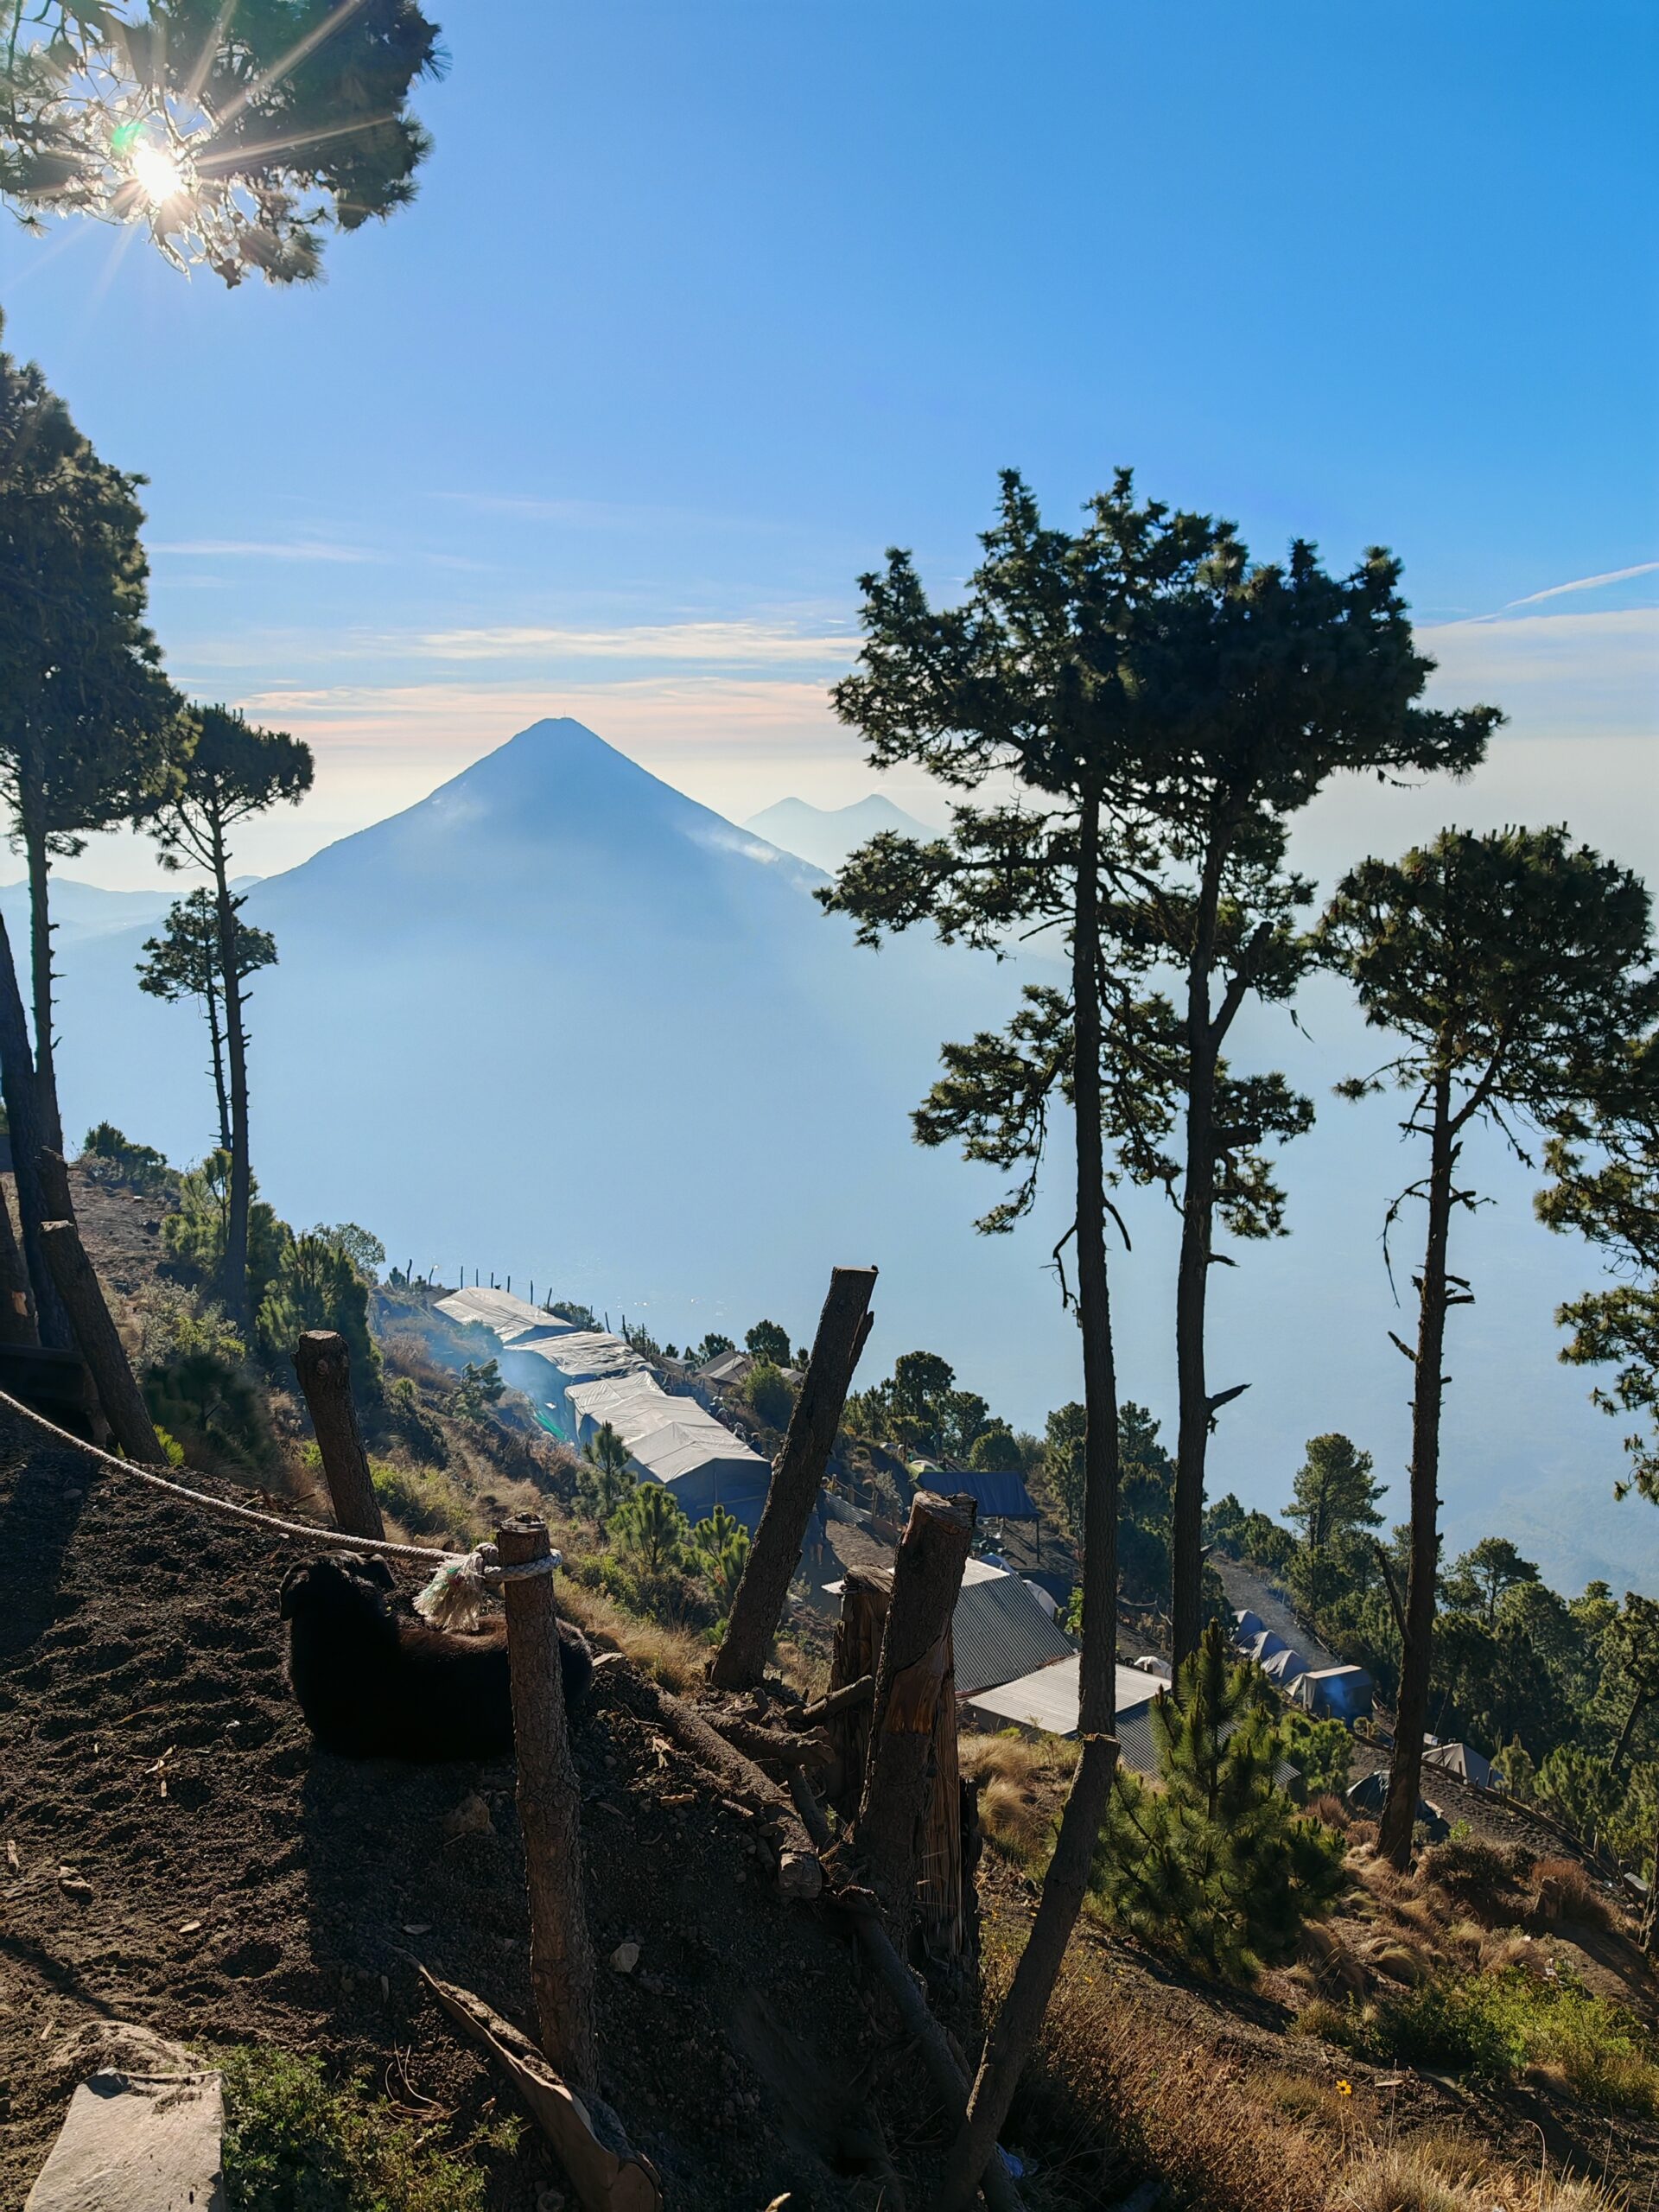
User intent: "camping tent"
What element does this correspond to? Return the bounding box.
[1422,1740,1496,1789]
[1232,1609,1265,1644]
[1262,1645,1310,1687]
[1292,1665,1373,1722]
[1244,1629,1287,1665]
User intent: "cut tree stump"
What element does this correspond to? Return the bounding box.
[710,1263,877,1690]
[38,1219,163,1465]
[292,1330,385,1540]
[853,1492,975,1948]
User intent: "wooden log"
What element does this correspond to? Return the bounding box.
[802,1672,874,1726]
[712,1715,835,1769]
[710,1263,877,1690]
[826,1573,889,1821]
[785,1772,1023,2212]
[605,1665,823,1899]
[0,918,69,1348]
[39,1218,163,1464]
[0,1179,36,1346]
[497,1515,599,2094]
[293,1329,385,1541]
[37,1147,75,1224]
[420,1969,660,2212]
[857,1492,975,1933]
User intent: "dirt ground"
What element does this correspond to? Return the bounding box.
[0,1406,937,2210]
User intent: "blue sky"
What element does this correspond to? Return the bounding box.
[0,0,1655,884]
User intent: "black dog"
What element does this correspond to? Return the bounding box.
[279,1552,593,1761]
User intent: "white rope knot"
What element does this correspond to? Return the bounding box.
[412,1541,563,1632]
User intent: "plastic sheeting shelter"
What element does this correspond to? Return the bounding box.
[947,1471,1040,1525]
[435,1287,575,1348]
[1244,1629,1287,1665]
[1292,1664,1374,1721]
[565,1371,773,1532]
[503,1331,652,1439]
[1423,1740,1496,1789]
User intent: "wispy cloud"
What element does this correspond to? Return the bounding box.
[151,539,378,564]
[1420,606,1659,735]
[1497,561,1659,613]
[404,619,857,666]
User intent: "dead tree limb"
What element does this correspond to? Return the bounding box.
[606,1666,823,1898]
[803,1673,874,1726]
[857,1491,975,1929]
[712,1715,835,1769]
[711,1263,877,1690]
[39,1219,162,1463]
[293,1329,385,1540]
[497,1515,599,2094]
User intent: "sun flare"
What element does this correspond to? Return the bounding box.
[130,140,188,207]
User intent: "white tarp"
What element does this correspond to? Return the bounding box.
[435,1286,575,1345]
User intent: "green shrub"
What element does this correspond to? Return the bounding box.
[690,1503,750,1611]
[1091,1622,1347,1978]
[259,1232,379,1391]
[611,1480,690,1578]
[379,1375,449,1465]
[162,1151,289,1312]
[1283,1712,1353,1797]
[744,1357,794,1427]
[369,1459,480,1547]
[447,1357,504,1420]
[579,1421,635,1521]
[217,2044,512,2211]
[143,1350,276,1477]
[1359,1966,1659,2114]
[80,1122,177,1195]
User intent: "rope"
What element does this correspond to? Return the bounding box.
[0,1385,560,1617]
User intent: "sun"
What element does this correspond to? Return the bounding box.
[130,140,188,207]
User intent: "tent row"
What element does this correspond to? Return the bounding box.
[1230,1610,1373,1722]
[436,1286,773,1531]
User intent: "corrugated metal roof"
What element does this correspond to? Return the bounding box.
[512,1332,650,1389]
[949,1471,1039,1520]
[951,1561,1077,1698]
[963,1656,1160,1738]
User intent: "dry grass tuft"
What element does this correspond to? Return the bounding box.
[1338,2137,1622,2212]
[1310,1792,1352,1830]
[552,1576,708,1692]
[1528,1855,1618,1934]
[962,1731,1076,1867]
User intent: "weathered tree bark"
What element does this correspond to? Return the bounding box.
[710,1262,878,1691]
[0,912,68,1347]
[202,958,231,1156]
[39,1218,163,1462]
[293,1329,386,1541]
[1171,829,1227,1670]
[1380,1072,1454,1871]
[803,1672,874,1726]
[37,1147,74,1225]
[856,1490,975,1930]
[933,789,1125,2198]
[0,1179,37,1345]
[710,1714,834,1769]
[931,1735,1116,2212]
[22,815,63,1156]
[606,1663,823,1897]
[786,1771,1023,2212]
[210,821,252,1328]
[496,1515,599,2094]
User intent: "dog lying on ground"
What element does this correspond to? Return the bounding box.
[279,1552,593,1761]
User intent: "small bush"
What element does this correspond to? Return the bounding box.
[1284,1713,1353,1797]
[144,1349,276,1478]
[1419,1834,1528,1927]
[218,2044,511,2211]
[379,1375,450,1465]
[744,1357,794,1428]
[81,1122,177,1195]
[370,1460,480,1548]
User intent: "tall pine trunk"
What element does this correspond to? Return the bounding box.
[22,806,63,1157]
[212,821,251,1328]
[1171,832,1225,1667]
[1380,1073,1453,1869]
[0,911,69,1346]
[203,957,231,1156]
[934,792,1121,2209]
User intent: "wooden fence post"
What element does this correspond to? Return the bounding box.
[293,1330,385,1541]
[857,1491,975,1932]
[0,1182,36,1346]
[710,1263,877,1691]
[496,1514,598,2094]
[39,1219,163,1463]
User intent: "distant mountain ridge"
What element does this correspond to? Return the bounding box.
[743,793,938,875]
[43,718,1659,1599]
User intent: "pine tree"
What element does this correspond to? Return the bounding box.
[137,887,275,1154]
[580,1422,634,1521]
[148,708,313,1326]
[1,1,442,283]
[610,1481,689,1580]
[1092,1621,1346,1979]
[691,1503,751,1612]
[1319,826,1659,1867]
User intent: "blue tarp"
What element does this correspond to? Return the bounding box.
[949,1470,1039,1521]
